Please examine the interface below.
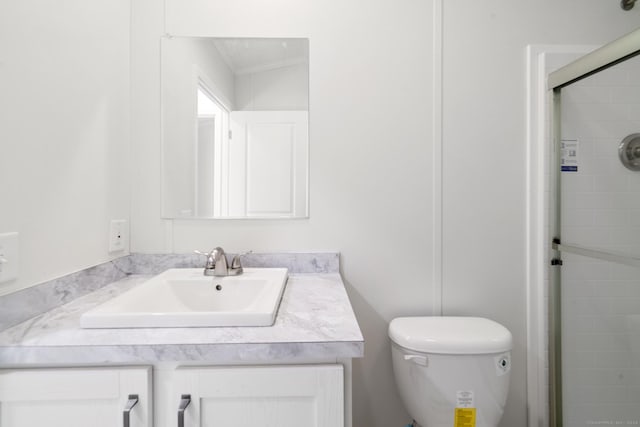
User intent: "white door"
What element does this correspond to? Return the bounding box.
[173,364,343,427]
[195,116,215,217]
[228,111,308,217]
[0,367,152,427]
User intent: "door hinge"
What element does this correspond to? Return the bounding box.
[228,130,233,139]
[551,258,563,266]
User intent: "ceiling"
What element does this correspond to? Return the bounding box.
[212,38,308,75]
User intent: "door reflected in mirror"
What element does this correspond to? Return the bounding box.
[161,37,309,219]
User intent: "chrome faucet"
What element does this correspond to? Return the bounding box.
[195,247,244,276]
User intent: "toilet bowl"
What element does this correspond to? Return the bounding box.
[389,317,512,427]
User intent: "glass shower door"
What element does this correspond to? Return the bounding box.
[555,50,640,427]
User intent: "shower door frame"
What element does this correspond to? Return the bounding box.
[547,28,640,427]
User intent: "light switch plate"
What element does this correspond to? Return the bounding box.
[109,220,127,253]
[0,232,19,283]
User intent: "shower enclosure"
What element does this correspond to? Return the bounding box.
[549,29,640,426]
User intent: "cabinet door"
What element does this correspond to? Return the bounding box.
[0,366,152,427]
[174,364,343,427]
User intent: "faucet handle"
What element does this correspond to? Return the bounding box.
[231,250,252,267]
[231,255,241,269]
[194,249,213,258]
[229,251,252,275]
[194,249,216,268]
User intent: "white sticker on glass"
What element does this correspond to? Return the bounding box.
[561,139,579,172]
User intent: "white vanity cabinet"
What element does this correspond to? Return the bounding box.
[171,364,344,427]
[0,366,152,427]
[0,364,345,427]
[0,268,361,427]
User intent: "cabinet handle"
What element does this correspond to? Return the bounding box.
[123,394,139,427]
[178,394,191,427]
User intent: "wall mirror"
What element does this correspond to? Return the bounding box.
[161,37,309,219]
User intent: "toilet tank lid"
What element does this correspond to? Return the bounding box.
[388,316,513,354]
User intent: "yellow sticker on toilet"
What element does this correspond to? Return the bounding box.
[454,407,476,427]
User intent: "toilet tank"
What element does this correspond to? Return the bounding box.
[389,317,512,427]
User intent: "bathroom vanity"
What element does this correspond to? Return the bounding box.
[0,253,363,427]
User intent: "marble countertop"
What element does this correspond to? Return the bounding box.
[0,273,364,365]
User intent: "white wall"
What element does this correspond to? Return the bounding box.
[0,0,130,296]
[131,1,436,426]
[235,62,309,111]
[442,2,639,426]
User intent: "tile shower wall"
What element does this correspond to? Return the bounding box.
[560,54,640,426]
[561,54,640,255]
[561,255,640,426]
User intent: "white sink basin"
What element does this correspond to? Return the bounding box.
[80,268,288,328]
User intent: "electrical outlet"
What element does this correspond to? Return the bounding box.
[109,220,127,253]
[0,232,19,283]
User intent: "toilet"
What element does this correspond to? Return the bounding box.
[389,316,512,427]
